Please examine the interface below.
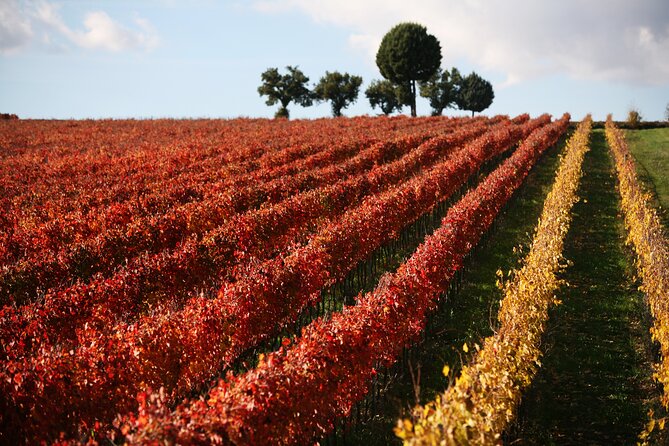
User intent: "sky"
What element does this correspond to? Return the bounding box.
[1,0,668,121]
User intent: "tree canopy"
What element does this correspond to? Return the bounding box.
[419,67,462,116]
[257,66,313,119]
[456,72,495,116]
[365,80,408,116]
[314,71,363,117]
[376,23,442,117]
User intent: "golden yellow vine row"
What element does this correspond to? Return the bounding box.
[395,115,592,445]
[605,118,669,424]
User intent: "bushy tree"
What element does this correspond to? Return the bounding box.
[258,66,313,119]
[419,67,462,116]
[456,72,494,116]
[627,108,642,128]
[376,23,442,117]
[365,80,409,115]
[314,71,363,117]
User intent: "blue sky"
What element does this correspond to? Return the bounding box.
[1,0,668,121]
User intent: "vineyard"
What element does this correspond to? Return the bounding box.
[1,114,669,445]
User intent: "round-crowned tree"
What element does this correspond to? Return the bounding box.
[376,22,442,117]
[456,72,494,116]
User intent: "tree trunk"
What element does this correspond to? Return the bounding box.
[471,110,475,117]
[276,100,290,119]
[276,104,290,119]
[410,80,417,117]
[332,101,343,118]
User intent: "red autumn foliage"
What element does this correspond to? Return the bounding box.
[0,114,569,444]
[125,114,570,445]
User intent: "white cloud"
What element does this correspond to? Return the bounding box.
[0,0,33,54]
[0,0,159,54]
[253,0,669,86]
[70,11,159,52]
[347,33,379,61]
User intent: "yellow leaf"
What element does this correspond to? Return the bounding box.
[647,418,656,433]
[463,343,469,353]
[442,365,450,377]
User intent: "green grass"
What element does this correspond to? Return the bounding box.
[625,127,669,227]
[509,129,660,445]
[341,132,568,445]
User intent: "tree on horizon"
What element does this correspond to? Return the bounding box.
[366,79,409,115]
[258,66,313,119]
[456,72,494,116]
[376,23,442,117]
[314,71,363,117]
[419,67,462,116]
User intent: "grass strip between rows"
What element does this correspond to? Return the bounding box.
[396,115,592,445]
[605,118,669,442]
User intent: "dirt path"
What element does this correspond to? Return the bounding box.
[510,129,659,445]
